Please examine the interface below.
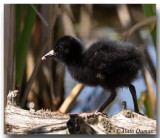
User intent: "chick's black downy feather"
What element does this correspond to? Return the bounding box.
[81,39,143,90]
[42,35,144,114]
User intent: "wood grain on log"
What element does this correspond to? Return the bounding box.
[5,90,156,134]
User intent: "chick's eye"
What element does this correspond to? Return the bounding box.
[58,45,63,53]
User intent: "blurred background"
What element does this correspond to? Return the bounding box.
[4,4,156,119]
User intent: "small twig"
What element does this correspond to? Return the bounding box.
[122,16,156,40]
[58,83,85,113]
[122,101,127,111]
[31,4,48,27]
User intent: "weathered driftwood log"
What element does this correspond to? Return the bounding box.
[5,90,156,134]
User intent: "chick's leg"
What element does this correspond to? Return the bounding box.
[129,84,143,115]
[96,89,116,112]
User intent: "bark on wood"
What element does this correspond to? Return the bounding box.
[5,90,156,134]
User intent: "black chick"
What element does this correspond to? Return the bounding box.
[42,35,144,114]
